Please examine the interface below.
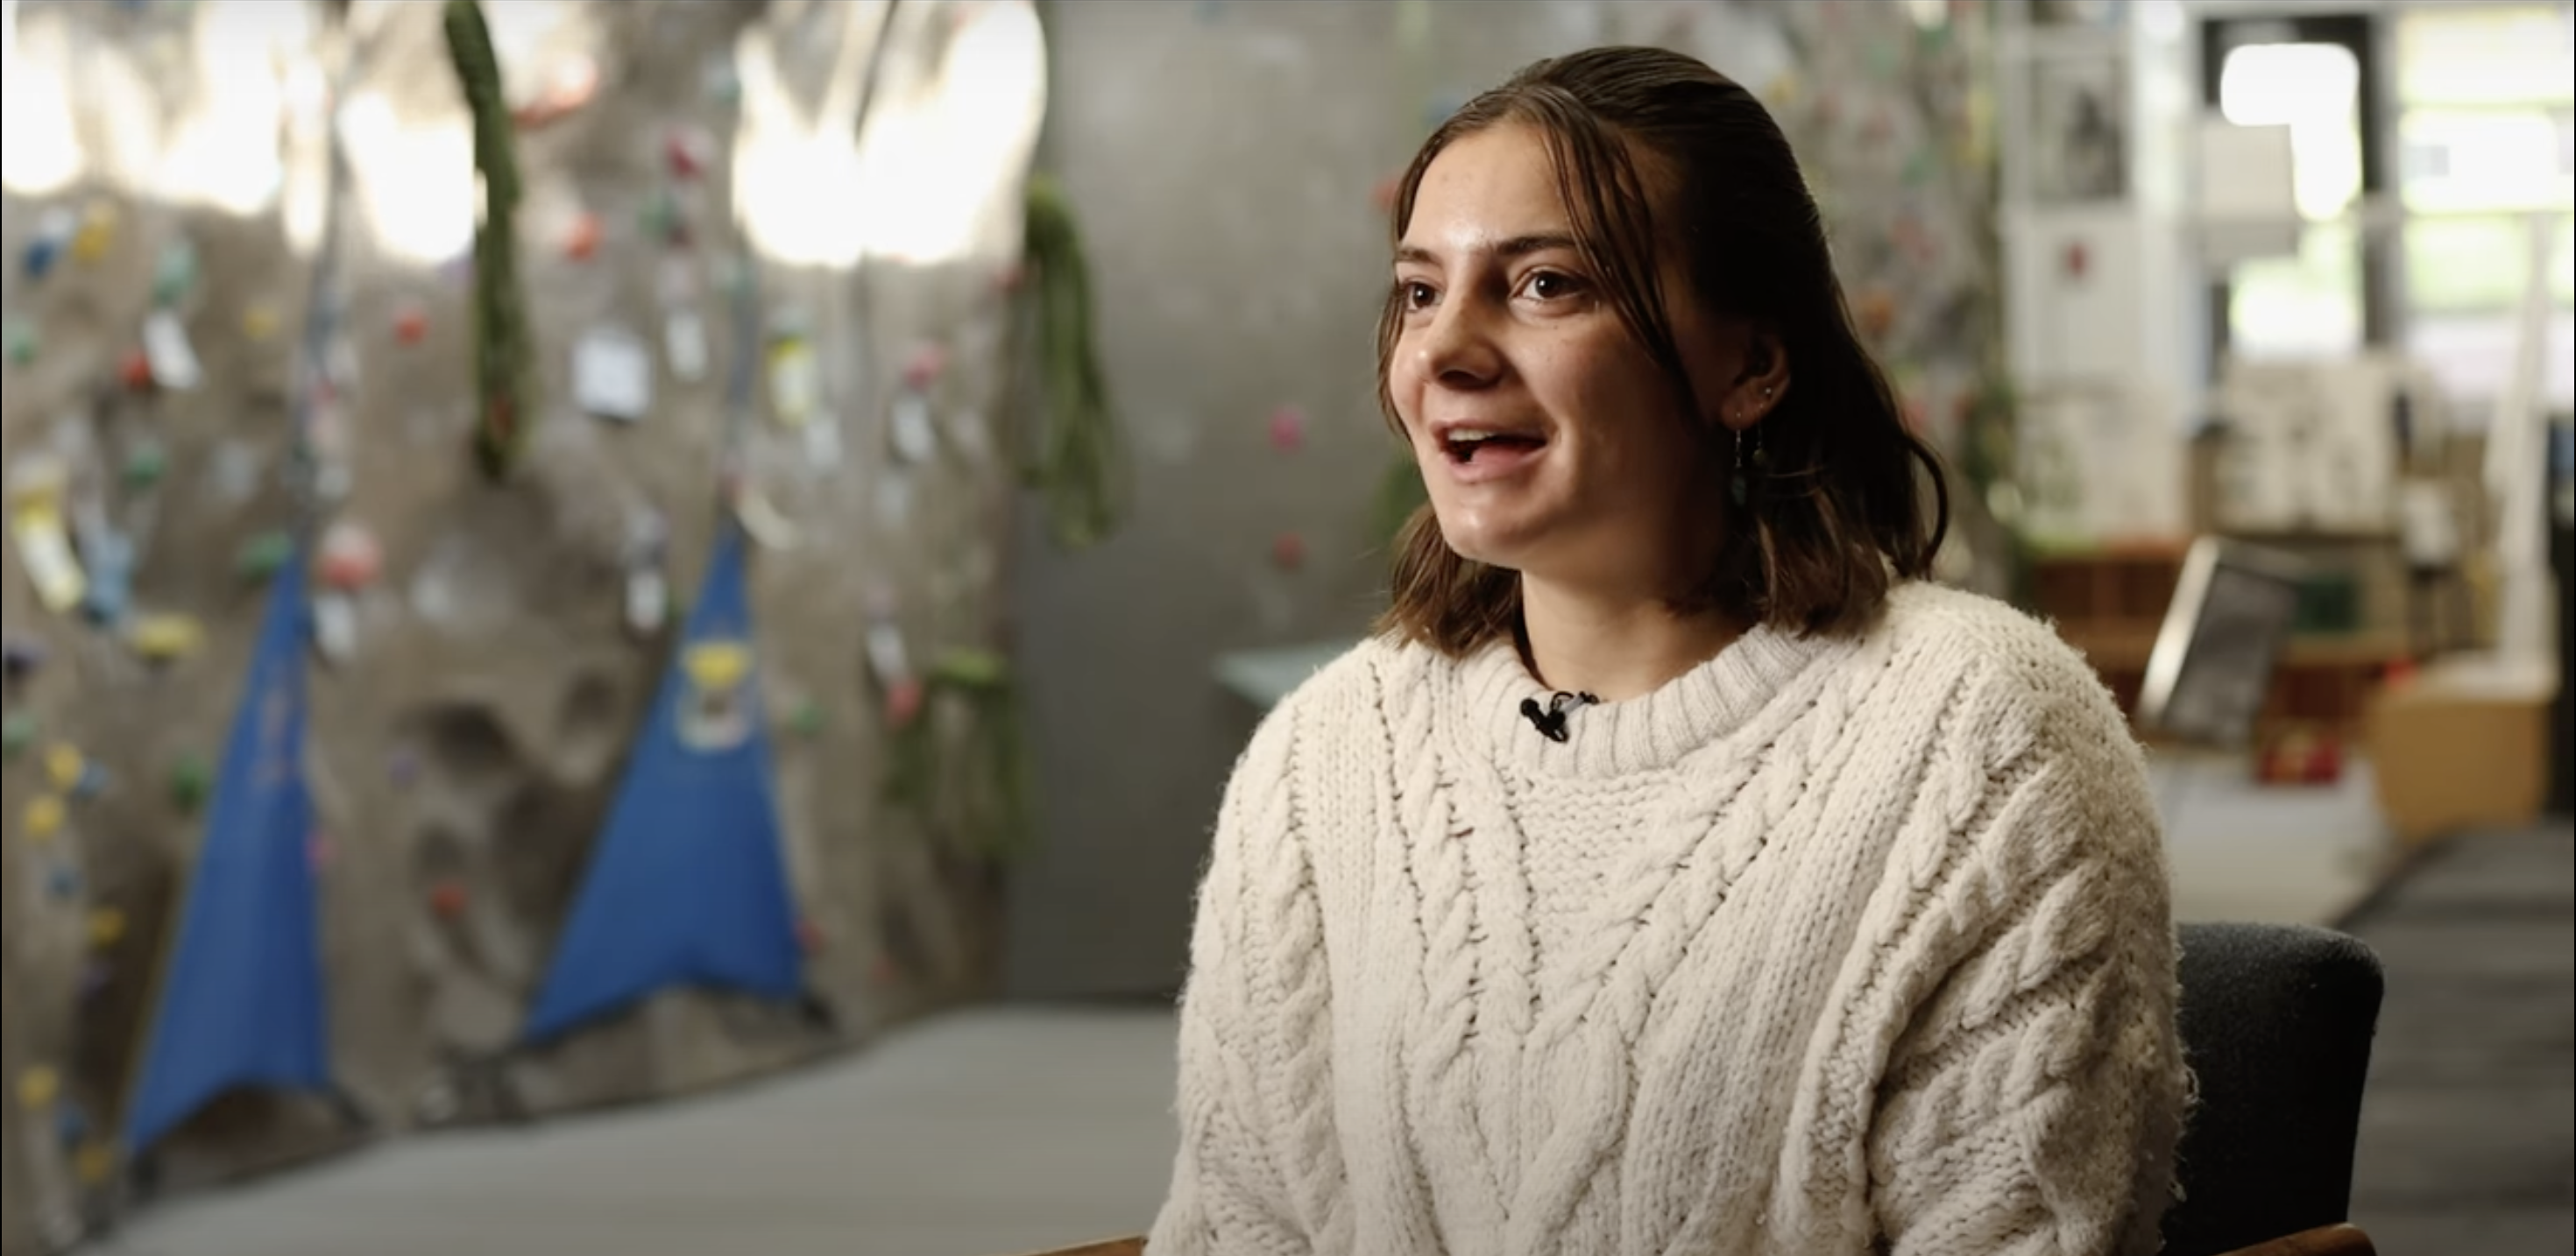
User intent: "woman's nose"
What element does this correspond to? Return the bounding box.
[1414,293,1502,389]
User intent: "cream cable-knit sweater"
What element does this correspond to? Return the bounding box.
[1149,582,2190,1256]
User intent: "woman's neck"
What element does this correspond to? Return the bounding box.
[1516,576,1745,702]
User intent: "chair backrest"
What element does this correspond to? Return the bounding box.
[2162,922,2385,1256]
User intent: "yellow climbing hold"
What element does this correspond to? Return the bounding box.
[74,1140,115,1184]
[87,907,125,947]
[17,1066,60,1110]
[70,205,116,263]
[44,744,84,792]
[683,641,752,692]
[24,794,65,840]
[128,613,205,662]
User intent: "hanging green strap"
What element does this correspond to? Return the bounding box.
[443,0,534,481]
[1018,173,1125,551]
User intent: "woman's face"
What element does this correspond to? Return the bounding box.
[1389,123,1743,596]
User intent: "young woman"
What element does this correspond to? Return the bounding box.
[1150,46,2189,1256]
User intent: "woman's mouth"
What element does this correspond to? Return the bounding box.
[1435,427,1549,483]
[1440,427,1546,464]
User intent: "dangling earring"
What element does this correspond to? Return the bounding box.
[1730,424,1759,508]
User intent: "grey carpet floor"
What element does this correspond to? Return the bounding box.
[93,777,2557,1256]
[2342,820,2576,1256]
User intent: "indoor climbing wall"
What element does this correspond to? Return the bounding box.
[1009,0,2008,998]
[2,0,1043,1247]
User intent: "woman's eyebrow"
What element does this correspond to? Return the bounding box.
[1393,233,1582,267]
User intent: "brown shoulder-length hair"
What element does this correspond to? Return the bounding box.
[1374,46,1949,652]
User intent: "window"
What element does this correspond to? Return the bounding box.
[2203,17,2379,363]
[2394,4,2575,413]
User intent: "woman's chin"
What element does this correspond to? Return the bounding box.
[1435,519,1544,571]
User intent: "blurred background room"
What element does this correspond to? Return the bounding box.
[0,1,2567,1254]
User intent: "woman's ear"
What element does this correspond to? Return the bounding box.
[1718,330,1791,433]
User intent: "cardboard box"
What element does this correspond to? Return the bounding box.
[2365,655,2558,845]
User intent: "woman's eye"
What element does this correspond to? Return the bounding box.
[1523,271,1579,300]
[1401,280,1437,309]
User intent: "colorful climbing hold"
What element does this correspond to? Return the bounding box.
[69,205,116,264]
[152,239,199,307]
[428,879,469,921]
[122,445,168,490]
[86,907,125,947]
[130,614,205,663]
[236,530,294,581]
[700,55,741,105]
[902,342,950,391]
[22,235,63,280]
[46,862,81,900]
[72,1140,113,1185]
[791,699,824,737]
[4,318,36,365]
[24,795,66,840]
[394,305,428,345]
[2,712,37,755]
[665,126,712,180]
[565,212,605,261]
[118,347,157,392]
[43,744,83,792]
[2,637,44,677]
[1269,404,1306,453]
[1271,532,1307,571]
[318,521,383,589]
[637,189,682,244]
[168,753,211,813]
[885,677,926,730]
[241,304,280,341]
[18,1066,60,1111]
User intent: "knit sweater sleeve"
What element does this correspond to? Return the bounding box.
[1147,706,1323,1256]
[1865,664,2191,1256]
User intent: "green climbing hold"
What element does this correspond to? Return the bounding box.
[791,699,824,737]
[236,531,294,580]
[931,647,1009,692]
[169,753,210,813]
[122,446,168,490]
[638,190,682,244]
[4,319,35,365]
[152,240,199,307]
[2,711,38,756]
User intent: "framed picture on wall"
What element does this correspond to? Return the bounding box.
[2028,52,2130,203]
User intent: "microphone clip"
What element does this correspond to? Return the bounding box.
[1518,690,1599,743]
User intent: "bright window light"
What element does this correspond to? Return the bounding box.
[2221,42,2363,221]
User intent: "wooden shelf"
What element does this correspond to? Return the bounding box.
[2057,624,2411,672]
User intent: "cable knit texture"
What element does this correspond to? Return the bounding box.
[1149,582,2190,1256]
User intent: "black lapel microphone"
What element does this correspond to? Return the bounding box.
[1518,690,1599,743]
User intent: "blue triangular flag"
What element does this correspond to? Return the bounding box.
[522,525,804,1044]
[123,548,334,1152]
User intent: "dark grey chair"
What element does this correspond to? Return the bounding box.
[1013,921,2392,1256]
[2166,921,2386,1256]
